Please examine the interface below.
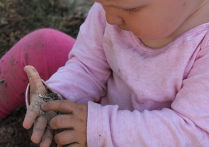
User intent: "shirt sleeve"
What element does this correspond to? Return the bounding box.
[46,3,111,104]
[87,46,209,146]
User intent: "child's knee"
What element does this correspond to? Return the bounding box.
[27,28,63,51]
[25,28,75,54]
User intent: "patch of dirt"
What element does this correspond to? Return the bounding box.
[0,0,93,146]
[0,0,93,57]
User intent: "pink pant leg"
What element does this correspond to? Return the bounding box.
[0,28,75,119]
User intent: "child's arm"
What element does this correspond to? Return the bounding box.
[84,46,209,146]
[22,3,108,146]
[23,3,109,146]
[45,3,110,105]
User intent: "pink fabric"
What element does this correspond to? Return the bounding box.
[45,3,209,146]
[0,28,75,119]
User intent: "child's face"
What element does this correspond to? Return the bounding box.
[93,0,204,41]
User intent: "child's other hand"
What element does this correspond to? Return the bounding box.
[23,65,56,147]
[41,100,88,147]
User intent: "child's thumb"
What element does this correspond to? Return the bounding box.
[24,65,46,102]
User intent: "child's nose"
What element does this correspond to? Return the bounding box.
[105,13,124,25]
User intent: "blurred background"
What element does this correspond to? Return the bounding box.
[0,0,93,57]
[0,0,93,146]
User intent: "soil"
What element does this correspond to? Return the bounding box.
[0,0,93,146]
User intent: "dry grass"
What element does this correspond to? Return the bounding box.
[0,0,93,57]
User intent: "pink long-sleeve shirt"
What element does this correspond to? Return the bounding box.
[46,3,209,146]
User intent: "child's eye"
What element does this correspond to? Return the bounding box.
[119,7,139,13]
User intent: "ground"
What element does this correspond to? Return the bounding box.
[0,0,93,146]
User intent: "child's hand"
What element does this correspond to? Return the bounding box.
[23,65,56,147]
[41,100,88,147]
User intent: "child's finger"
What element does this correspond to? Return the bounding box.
[42,100,79,114]
[23,99,43,129]
[24,65,47,102]
[54,130,76,145]
[39,126,54,147]
[31,116,48,144]
[31,110,57,143]
[54,130,84,146]
[50,115,74,130]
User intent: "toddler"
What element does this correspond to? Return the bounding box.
[1,0,209,146]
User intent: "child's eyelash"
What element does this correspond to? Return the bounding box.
[119,8,139,12]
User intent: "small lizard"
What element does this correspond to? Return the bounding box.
[37,81,61,116]
[38,92,60,102]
